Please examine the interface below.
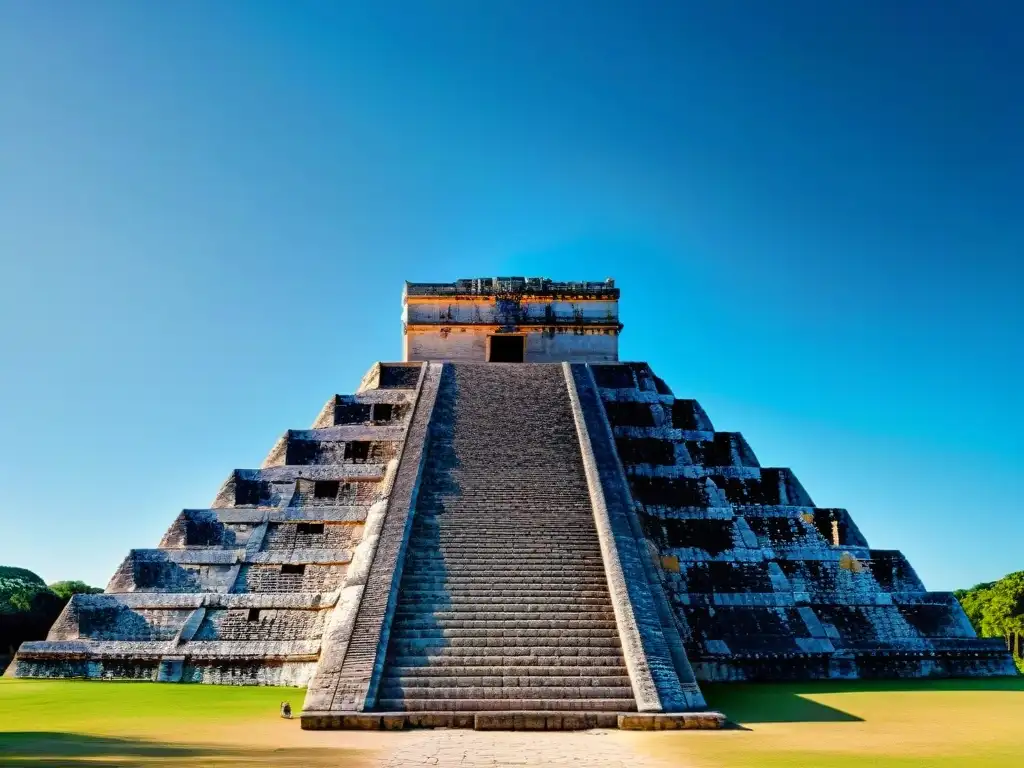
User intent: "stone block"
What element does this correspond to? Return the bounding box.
[691,712,726,729]
[408,712,453,728]
[513,713,547,730]
[619,713,717,730]
[381,714,405,730]
[474,713,515,730]
[342,714,381,729]
[618,714,649,730]
[560,713,587,730]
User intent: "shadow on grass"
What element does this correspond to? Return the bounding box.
[702,676,1024,725]
[0,732,227,767]
[0,732,362,768]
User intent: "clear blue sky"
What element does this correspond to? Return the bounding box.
[0,1,1020,592]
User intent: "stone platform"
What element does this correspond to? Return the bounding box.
[300,710,726,731]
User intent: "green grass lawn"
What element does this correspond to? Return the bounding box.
[2,676,1022,767]
[0,678,289,732]
[0,678,367,767]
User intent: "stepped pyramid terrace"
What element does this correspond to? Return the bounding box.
[9,276,1015,731]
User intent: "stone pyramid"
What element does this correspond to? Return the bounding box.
[10,277,1013,731]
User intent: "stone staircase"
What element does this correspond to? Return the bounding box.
[377,363,637,712]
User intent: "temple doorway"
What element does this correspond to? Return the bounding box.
[488,335,524,362]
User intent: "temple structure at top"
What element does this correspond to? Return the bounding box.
[403,277,622,363]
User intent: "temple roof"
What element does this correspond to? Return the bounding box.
[405,277,619,299]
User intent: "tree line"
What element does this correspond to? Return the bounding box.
[954,570,1024,673]
[0,565,102,673]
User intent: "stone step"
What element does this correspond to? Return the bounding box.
[402,571,607,580]
[395,589,610,593]
[419,507,592,513]
[406,560,604,568]
[402,555,607,564]
[386,654,628,668]
[399,557,606,569]
[411,536,600,545]
[389,627,621,640]
[395,593,610,606]
[380,684,633,700]
[385,665,630,679]
[381,674,632,688]
[375,698,637,712]
[397,593,610,606]
[418,499,591,505]
[415,523,599,531]
[402,562,607,570]
[388,637,624,651]
[418,513,594,519]
[403,563,607,570]
[419,507,593,513]
[400,566,608,577]
[422,489,590,494]
[420,500,592,506]
[420,481,591,489]
[414,523,599,532]
[399,584,609,594]
[413,535,598,542]
[394,607,613,617]
[409,541,598,549]
[417,512,595,518]
[410,527,598,534]
[393,608,616,620]
[414,522,599,529]
[397,590,613,601]
[406,546,603,553]
[396,594,614,606]
[392,617,618,630]
[422,479,587,484]
[399,578,610,589]
[410,540,600,549]
[419,492,591,498]
[405,554,601,563]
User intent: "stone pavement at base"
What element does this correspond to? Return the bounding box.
[375,729,670,767]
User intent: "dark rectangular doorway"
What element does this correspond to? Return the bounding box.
[488,335,524,362]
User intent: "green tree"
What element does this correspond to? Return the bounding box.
[0,566,47,614]
[0,567,101,669]
[956,570,1024,673]
[49,580,103,601]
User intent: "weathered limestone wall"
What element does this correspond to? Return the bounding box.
[405,298,619,325]
[405,328,618,363]
[586,362,1016,680]
[9,363,428,686]
[405,329,486,363]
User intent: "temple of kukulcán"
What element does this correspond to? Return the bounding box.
[10,277,1015,730]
